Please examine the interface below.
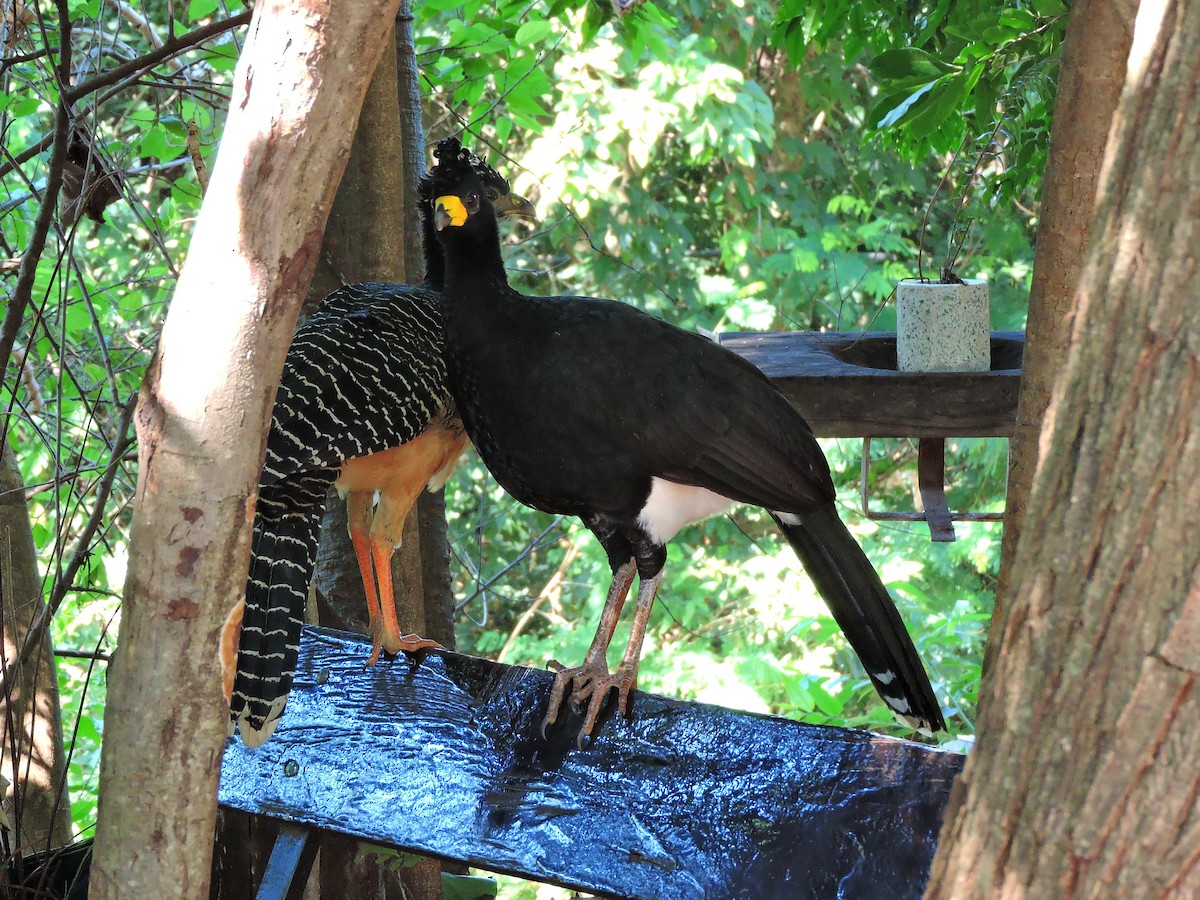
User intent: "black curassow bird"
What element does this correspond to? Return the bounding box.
[226,158,536,748]
[428,139,944,742]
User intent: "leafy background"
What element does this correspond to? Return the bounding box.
[1,0,1063,893]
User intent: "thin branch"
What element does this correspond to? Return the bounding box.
[52,648,111,662]
[0,45,58,69]
[0,10,249,180]
[104,0,163,49]
[0,5,74,447]
[453,517,567,612]
[496,539,581,663]
[53,607,117,844]
[63,9,250,105]
[1,394,136,689]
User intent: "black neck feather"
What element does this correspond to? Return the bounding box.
[439,207,509,297]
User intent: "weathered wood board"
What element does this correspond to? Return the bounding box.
[719,331,1024,438]
[220,627,965,899]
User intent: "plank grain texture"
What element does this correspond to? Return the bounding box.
[220,627,964,899]
[719,331,1023,438]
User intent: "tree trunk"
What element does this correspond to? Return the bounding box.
[394,1,459,653]
[0,441,72,852]
[927,2,1200,894]
[310,23,413,637]
[990,0,1136,665]
[90,2,401,897]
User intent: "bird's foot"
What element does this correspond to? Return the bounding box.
[365,628,442,667]
[543,658,637,746]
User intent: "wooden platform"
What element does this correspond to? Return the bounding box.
[719,331,1024,438]
[219,627,965,899]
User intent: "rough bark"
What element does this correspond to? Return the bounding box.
[0,441,72,852]
[927,2,1200,895]
[990,0,1136,665]
[394,0,458,652]
[90,2,401,897]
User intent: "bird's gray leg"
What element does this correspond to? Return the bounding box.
[543,558,636,735]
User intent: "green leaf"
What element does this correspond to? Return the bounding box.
[8,96,44,117]
[998,8,1037,32]
[514,19,553,45]
[441,874,498,900]
[64,302,93,336]
[206,43,239,72]
[871,47,958,84]
[1030,0,1067,14]
[915,0,952,45]
[870,81,936,131]
[188,0,219,22]
[580,1,608,46]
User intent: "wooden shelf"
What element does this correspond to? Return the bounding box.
[220,627,964,899]
[718,330,1024,438]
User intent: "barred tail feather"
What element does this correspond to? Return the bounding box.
[231,472,333,748]
[772,506,945,733]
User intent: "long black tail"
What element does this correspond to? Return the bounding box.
[230,472,333,747]
[772,506,944,732]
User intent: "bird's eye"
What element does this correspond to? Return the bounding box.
[484,188,499,201]
[466,192,480,210]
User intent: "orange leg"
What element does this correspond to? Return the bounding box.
[339,427,466,663]
[347,490,388,665]
[370,537,441,657]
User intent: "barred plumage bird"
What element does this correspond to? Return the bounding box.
[227,159,535,748]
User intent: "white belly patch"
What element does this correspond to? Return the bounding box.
[637,477,735,544]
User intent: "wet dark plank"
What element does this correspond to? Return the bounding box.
[220,626,964,899]
[719,330,1024,438]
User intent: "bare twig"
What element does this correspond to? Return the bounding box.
[453,516,567,613]
[0,10,250,181]
[52,607,116,842]
[62,9,249,104]
[52,648,111,662]
[105,0,163,49]
[1,394,135,689]
[496,539,581,663]
[0,45,56,69]
[10,345,44,413]
[0,3,74,444]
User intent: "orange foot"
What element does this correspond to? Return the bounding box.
[365,631,442,667]
[543,657,637,747]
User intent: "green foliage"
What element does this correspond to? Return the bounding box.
[3,0,238,838]
[4,0,1055,850]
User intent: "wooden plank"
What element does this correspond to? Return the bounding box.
[718,330,1024,438]
[220,627,964,899]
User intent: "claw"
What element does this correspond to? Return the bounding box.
[541,657,638,747]
[391,632,442,654]
[366,632,441,669]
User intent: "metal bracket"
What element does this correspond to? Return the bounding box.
[257,822,320,900]
[860,436,1006,543]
